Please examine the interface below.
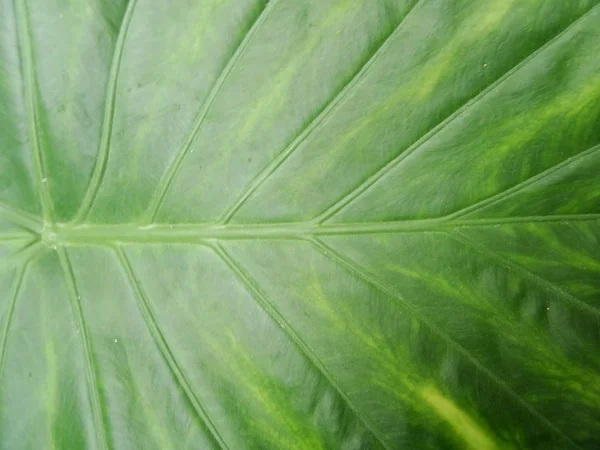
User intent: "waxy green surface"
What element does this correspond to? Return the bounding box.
[1,0,600,448]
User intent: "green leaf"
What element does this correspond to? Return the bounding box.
[1,0,599,448]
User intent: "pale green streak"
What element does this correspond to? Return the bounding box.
[420,385,503,450]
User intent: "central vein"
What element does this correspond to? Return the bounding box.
[39,214,598,244]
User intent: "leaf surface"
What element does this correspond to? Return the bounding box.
[1,0,600,449]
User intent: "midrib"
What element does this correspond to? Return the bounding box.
[25,213,599,245]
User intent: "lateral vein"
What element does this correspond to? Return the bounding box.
[115,246,229,450]
[218,0,423,224]
[313,4,600,223]
[310,237,580,450]
[0,250,39,381]
[13,0,54,223]
[73,0,139,223]
[143,0,279,223]
[58,248,110,450]
[211,242,393,450]
[449,231,600,319]
[446,142,600,219]
[0,201,42,233]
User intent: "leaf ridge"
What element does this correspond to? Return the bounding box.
[0,201,43,233]
[210,241,391,450]
[57,248,110,450]
[0,233,33,242]
[72,0,139,223]
[449,231,600,320]
[309,237,580,449]
[143,0,279,223]
[218,0,423,224]
[13,0,54,224]
[314,3,600,223]
[115,246,228,450]
[446,142,600,219]
[0,240,42,277]
[0,250,38,382]
[50,214,600,244]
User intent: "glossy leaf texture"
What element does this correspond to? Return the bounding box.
[1,0,600,449]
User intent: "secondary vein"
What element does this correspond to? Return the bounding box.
[211,242,392,450]
[313,3,600,223]
[445,142,600,219]
[218,0,423,224]
[143,0,279,223]
[115,246,228,450]
[57,248,110,450]
[0,255,34,382]
[310,237,580,450]
[13,0,54,224]
[449,231,600,319]
[0,201,43,233]
[72,0,138,223]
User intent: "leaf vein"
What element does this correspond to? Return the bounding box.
[13,0,54,223]
[0,201,43,233]
[449,231,600,320]
[50,214,600,244]
[210,241,392,450]
[0,240,42,276]
[314,3,600,223]
[310,237,580,449]
[143,0,279,223]
[219,0,423,224]
[446,143,600,219]
[0,248,39,381]
[57,248,110,450]
[72,0,139,223]
[115,246,228,450]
